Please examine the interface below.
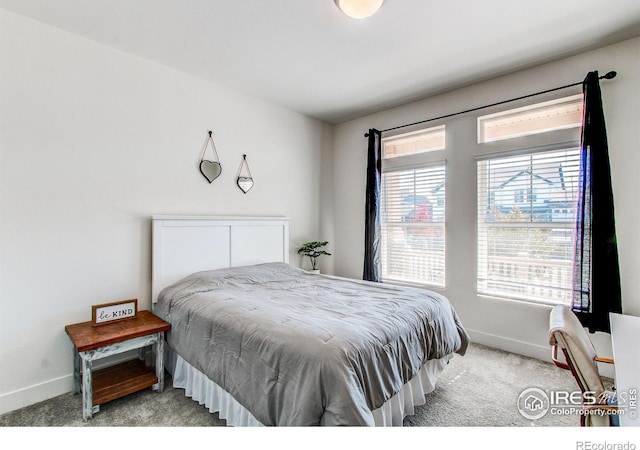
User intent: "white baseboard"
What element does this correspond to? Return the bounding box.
[466,328,615,379]
[0,350,139,416]
[466,328,552,362]
[0,374,72,416]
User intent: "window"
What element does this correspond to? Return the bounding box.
[381,125,446,287]
[383,126,445,158]
[478,95,583,143]
[477,147,580,304]
[381,164,446,286]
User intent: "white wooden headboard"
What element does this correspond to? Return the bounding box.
[151,215,290,304]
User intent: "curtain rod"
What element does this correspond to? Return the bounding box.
[364,71,617,137]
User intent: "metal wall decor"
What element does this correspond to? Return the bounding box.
[199,131,222,183]
[236,154,254,194]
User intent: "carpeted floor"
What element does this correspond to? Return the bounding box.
[0,343,586,427]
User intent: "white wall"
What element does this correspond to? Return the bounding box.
[332,37,640,369]
[0,9,325,413]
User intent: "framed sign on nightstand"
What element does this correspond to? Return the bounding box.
[92,298,138,326]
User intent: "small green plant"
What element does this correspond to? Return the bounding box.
[297,241,331,271]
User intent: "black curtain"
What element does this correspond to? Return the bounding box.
[363,129,382,282]
[572,71,622,333]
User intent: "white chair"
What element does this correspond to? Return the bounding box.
[548,305,618,426]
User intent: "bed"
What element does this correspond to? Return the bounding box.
[151,216,469,426]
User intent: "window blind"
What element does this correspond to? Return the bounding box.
[381,163,446,286]
[477,147,580,304]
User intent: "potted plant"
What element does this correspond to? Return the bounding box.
[297,241,331,273]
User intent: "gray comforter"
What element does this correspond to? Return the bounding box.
[155,262,469,426]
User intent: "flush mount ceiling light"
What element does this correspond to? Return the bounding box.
[334,0,385,19]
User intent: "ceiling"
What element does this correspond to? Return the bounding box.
[2,0,640,123]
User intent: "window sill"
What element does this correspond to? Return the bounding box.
[382,278,445,292]
[477,292,567,308]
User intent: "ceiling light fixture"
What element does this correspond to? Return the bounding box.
[334,0,385,19]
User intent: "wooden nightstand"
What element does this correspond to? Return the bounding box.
[65,310,171,421]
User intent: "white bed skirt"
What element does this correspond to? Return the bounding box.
[165,346,450,426]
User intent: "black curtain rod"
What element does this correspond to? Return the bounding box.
[364,71,617,137]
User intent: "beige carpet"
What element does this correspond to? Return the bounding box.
[0,343,584,427]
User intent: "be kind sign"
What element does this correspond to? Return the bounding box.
[92,299,138,325]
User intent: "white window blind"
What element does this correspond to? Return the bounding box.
[477,147,580,304]
[381,164,446,286]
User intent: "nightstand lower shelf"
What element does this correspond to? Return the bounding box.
[92,359,158,406]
